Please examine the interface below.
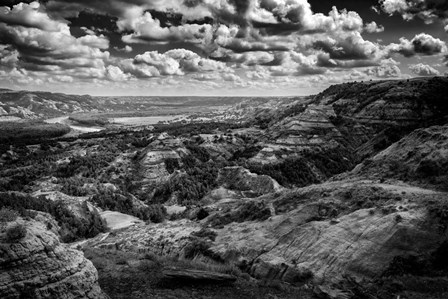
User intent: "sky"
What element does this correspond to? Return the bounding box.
[0,0,447,96]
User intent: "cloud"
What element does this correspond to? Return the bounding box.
[365,64,401,78]
[379,0,448,25]
[387,33,447,57]
[0,1,65,31]
[78,34,109,49]
[214,50,276,65]
[0,1,113,84]
[364,21,384,33]
[409,63,440,76]
[312,32,381,61]
[106,65,131,81]
[0,0,445,94]
[114,45,133,53]
[0,46,19,69]
[165,48,228,72]
[118,48,229,78]
[118,8,214,45]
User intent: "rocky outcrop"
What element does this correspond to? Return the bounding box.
[217,166,283,196]
[251,77,448,166]
[316,77,448,124]
[349,124,448,190]
[138,133,187,190]
[163,268,237,283]
[80,219,200,257]
[269,104,341,147]
[210,180,446,283]
[0,218,107,299]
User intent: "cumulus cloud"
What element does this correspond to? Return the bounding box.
[106,65,131,81]
[365,64,401,78]
[364,21,385,33]
[115,45,133,53]
[387,33,447,57]
[312,32,381,61]
[0,46,19,69]
[220,51,275,65]
[409,63,440,76]
[118,8,213,45]
[118,49,229,78]
[0,2,65,31]
[380,0,448,24]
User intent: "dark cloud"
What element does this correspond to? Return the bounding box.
[380,0,448,23]
[183,0,203,8]
[313,34,379,61]
[66,10,119,32]
[387,33,446,57]
[0,1,63,31]
[316,53,380,68]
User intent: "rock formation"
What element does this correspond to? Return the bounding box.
[210,180,445,284]
[217,166,283,196]
[0,217,107,299]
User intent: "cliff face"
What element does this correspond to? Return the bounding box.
[0,218,107,299]
[253,77,448,165]
[210,180,445,283]
[349,124,448,190]
[315,77,448,124]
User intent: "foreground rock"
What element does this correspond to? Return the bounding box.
[163,267,237,284]
[0,218,107,299]
[210,180,446,284]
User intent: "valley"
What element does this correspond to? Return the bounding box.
[1,76,448,299]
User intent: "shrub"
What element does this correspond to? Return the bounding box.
[6,223,27,241]
[196,208,209,220]
[191,228,217,241]
[147,204,166,223]
[0,207,18,223]
[0,192,107,242]
[183,239,222,261]
[207,201,271,227]
[164,158,180,174]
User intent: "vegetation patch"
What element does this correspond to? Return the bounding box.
[207,201,271,227]
[0,192,106,242]
[6,223,27,241]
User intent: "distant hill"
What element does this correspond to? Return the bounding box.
[0,89,98,119]
[0,88,298,120]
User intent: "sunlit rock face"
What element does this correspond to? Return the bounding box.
[0,217,107,299]
[210,180,444,284]
[138,133,187,190]
[80,219,201,257]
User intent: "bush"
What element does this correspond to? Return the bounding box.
[0,192,107,242]
[183,239,221,261]
[207,201,271,227]
[6,224,27,241]
[0,207,18,223]
[191,228,217,241]
[147,204,166,223]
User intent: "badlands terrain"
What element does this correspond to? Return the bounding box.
[1,76,448,298]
